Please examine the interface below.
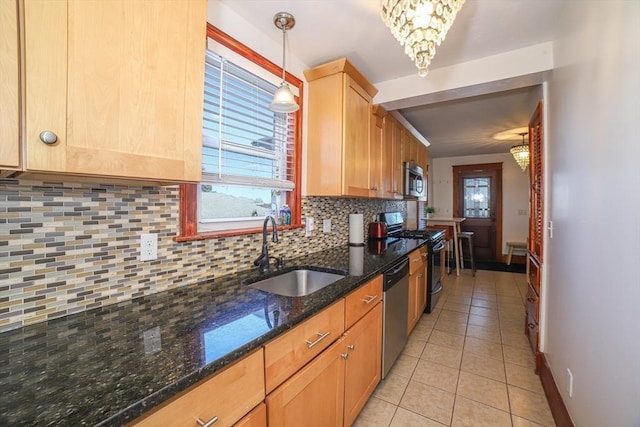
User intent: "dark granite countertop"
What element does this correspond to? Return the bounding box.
[0,238,425,426]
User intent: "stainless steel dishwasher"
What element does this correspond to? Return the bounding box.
[381,256,410,378]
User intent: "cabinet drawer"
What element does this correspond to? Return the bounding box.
[133,349,265,427]
[409,250,424,274]
[526,284,539,323]
[345,275,383,329]
[264,300,345,393]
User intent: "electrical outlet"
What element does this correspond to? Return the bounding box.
[323,219,331,233]
[567,368,573,397]
[140,233,158,261]
[143,326,162,355]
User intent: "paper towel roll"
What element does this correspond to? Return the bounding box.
[349,213,364,245]
[349,246,364,276]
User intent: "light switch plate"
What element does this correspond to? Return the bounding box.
[322,219,331,233]
[305,217,314,237]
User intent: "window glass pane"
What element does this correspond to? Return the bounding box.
[201,52,294,187]
[200,184,283,218]
[463,177,491,218]
[198,49,296,232]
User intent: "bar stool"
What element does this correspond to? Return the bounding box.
[457,231,476,276]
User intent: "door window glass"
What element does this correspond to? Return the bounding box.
[463,177,491,218]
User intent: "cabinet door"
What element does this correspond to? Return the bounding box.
[393,120,404,197]
[343,303,382,427]
[419,247,428,312]
[0,0,20,171]
[234,403,267,427]
[370,113,383,198]
[266,336,346,427]
[380,115,396,198]
[23,0,206,183]
[342,75,372,197]
[408,272,419,333]
[417,143,428,176]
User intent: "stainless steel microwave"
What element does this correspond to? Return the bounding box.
[403,162,426,200]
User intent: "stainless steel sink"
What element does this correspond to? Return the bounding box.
[248,268,346,297]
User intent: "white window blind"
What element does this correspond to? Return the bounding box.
[202,51,295,190]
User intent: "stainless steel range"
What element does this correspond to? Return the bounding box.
[380,212,446,313]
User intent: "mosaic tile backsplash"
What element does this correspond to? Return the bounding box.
[0,179,405,332]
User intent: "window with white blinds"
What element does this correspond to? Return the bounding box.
[198,51,297,232]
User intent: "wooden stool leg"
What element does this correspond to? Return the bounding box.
[468,237,476,276]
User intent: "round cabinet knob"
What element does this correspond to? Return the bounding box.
[39,131,58,145]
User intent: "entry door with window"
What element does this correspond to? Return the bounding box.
[453,164,503,262]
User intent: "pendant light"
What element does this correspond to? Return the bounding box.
[269,12,299,113]
[510,132,530,171]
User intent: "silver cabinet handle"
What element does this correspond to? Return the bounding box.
[341,352,349,359]
[361,295,378,305]
[306,331,330,349]
[39,131,58,145]
[196,415,218,427]
[347,344,355,350]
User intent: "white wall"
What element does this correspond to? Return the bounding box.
[544,2,640,426]
[430,153,529,255]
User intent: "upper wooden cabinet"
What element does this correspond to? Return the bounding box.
[304,58,378,197]
[20,0,206,183]
[378,111,403,199]
[370,108,384,198]
[0,0,20,173]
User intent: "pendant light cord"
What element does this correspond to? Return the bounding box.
[281,21,286,83]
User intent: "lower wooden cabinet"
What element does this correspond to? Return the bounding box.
[234,403,267,427]
[266,336,347,427]
[408,249,426,333]
[133,277,384,427]
[525,254,541,355]
[131,349,265,427]
[343,303,382,426]
[264,300,345,394]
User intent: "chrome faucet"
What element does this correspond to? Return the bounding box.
[254,215,280,273]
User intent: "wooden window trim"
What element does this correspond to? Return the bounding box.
[176,24,304,242]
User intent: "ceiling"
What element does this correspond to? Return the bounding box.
[219,0,563,158]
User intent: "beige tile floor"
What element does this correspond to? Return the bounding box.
[354,268,556,427]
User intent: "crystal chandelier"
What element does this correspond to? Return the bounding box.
[380,0,465,77]
[510,132,530,171]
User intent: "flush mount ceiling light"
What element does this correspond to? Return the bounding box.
[381,0,465,77]
[269,12,299,113]
[510,132,530,171]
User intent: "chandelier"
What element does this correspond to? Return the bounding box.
[381,0,465,77]
[510,132,530,171]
